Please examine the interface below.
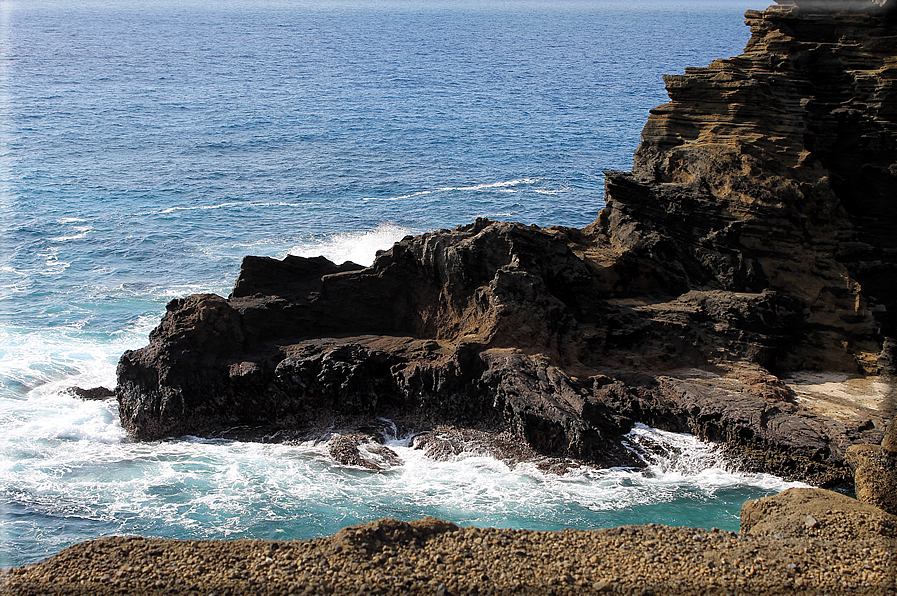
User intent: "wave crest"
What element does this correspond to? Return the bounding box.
[284,223,416,267]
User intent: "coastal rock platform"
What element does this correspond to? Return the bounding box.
[115,0,897,487]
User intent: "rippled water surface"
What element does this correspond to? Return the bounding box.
[0,0,798,569]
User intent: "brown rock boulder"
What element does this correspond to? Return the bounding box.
[589,4,897,373]
[741,487,897,540]
[884,419,897,452]
[846,422,897,515]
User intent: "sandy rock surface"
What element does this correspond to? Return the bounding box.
[741,487,897,540]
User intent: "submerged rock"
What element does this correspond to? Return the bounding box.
[326,433,403,471]
[67,386,115,401]
[116,2,896,486]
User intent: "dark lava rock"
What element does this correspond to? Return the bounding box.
[67,387,115,401]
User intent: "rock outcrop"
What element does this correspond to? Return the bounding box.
[67,386,115,401]
[591,0,897,374]
[741,486,897,540]
[847,420,897,514]
[117,1,896,487]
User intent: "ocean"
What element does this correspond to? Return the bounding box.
[0,0,808,569]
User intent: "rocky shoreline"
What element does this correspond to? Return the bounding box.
[6,0,897,593]
[4,421,896,594]
[115,0,896,487]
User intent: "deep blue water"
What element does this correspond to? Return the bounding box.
[0,0,807,569]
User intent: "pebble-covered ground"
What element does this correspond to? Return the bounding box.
[2,516,895,596]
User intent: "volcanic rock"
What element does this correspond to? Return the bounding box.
[67,386,115,401]
[326,433,403,471]
[117,2,896,486]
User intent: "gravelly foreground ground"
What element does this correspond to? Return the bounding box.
[3,516,895,596]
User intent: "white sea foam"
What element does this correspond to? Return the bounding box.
[10,391,124,444]
[50,227,92,242]
[0,402,808,569]
[533,184,570,195]
[39,247,70,275]
[284,223,416,267]
[450,179,540,192]
[623,423,809,493]
[369,423,808,525]
[158,201,311,215]
[366,178,542,202]
[0,320,148,400]
[159,201,244,214]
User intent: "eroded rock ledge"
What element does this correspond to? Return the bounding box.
[116,0,896,487]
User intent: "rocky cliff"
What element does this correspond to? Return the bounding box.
[591,0,897,373]
[116,0,896,487]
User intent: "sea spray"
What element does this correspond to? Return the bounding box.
[285,224,417,267]
[2,391,807,569]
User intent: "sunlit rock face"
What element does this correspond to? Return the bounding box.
[777,0,894,12]
[590,1,897,373]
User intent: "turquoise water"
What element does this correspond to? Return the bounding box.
[0,0,806,569]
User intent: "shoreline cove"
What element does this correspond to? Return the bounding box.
[1,0,765,569]
[113,0,897,490]
[5,0,897,592]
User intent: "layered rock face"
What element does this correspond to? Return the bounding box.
[589,0,897,373]
[117,2,896,486]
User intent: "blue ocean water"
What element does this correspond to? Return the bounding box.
[0,0,806,569]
